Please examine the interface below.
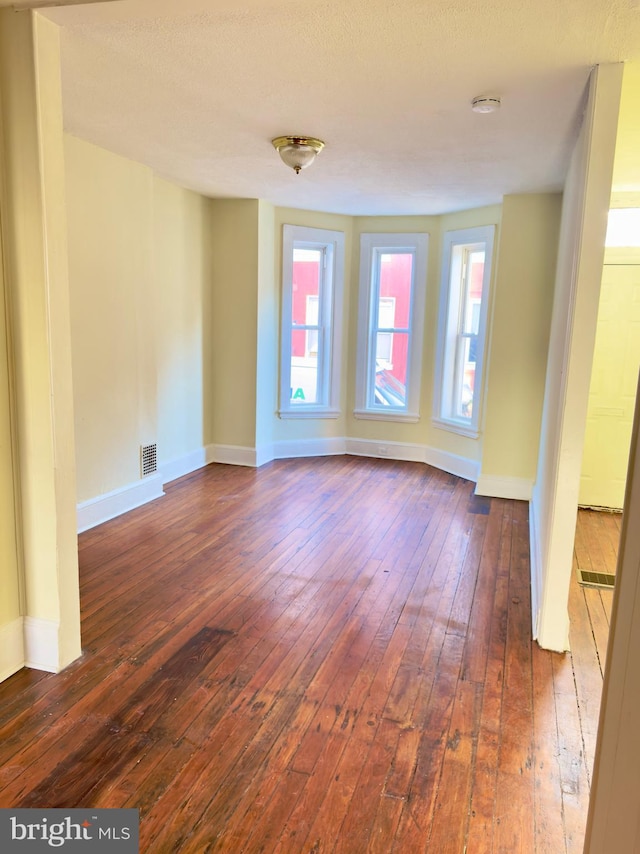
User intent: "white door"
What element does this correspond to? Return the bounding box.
[580,261,640,509]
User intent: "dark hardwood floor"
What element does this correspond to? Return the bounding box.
[0,457,616,852]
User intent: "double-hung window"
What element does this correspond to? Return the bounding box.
[355,233,428,421]
[279,225,344,418]
[434,225,495,437]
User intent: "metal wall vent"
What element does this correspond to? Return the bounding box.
[578,569,615,589]
[141,443,157,477]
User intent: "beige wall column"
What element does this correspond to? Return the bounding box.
[0,10,81,675]
[210,199,261,458]
[255,200,276,460]
[477,193,561,500]
[531,64,623,651]
[0,175,22,682]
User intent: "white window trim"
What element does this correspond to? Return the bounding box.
[355,233,428,422]
[279,225,345,419]
[433,225,495,438]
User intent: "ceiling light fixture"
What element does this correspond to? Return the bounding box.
[272,136,325,174]
[471,96,501,114]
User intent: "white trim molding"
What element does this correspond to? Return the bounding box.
[24,617,59,673]
[528,496,543,643]
[355,232,429,420]
[207,444,258,468]
[273,436,347,461]
[0,618,25,683]
[161,448,208,485]
[346,438,480,483]
[353,409,419,423]
[423,445,480,482]
[475,475,533,501]
[77,473,164,533]
[346,437,426,464]
[279,225,345,418]
[433,225,495,437]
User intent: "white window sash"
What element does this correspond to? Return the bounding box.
[433,225,495,438]
[355,233,428,422]
[279,226,345,418]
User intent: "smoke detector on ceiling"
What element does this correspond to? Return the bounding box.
[471,96,501,114]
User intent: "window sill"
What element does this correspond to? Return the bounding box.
[432,416,479,439]
[353,408,419,423]
[279,408,340,420]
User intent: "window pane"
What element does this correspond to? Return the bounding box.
[292,248,321,326]
[379,253,413,328]
[291,248,320,404]
[436,226,494,433]
[454,334,475,419]
[281,225,344,417]
[290,330,318,404]
[376,297,395,365]
[306,295,319,356]
[463,250,485,335]
[375,332,408,407]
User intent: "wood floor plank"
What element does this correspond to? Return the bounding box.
[531,644,566,854]
[465,500,513,854]
[0,457,611,852]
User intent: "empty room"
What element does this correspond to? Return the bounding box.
[1,1,640,851]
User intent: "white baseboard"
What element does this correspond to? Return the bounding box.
[346,437,426,464]
[345,438,479,482]
[0,618,25,683]
[475,475,533,501]
[273,436,347,462]
[77,473,165,533]
[529,496,542,642]
[255,443,275,468]
[24,616,59,673]
[207,444,258,467]
[161,447,208,485]
[423,446,480,482]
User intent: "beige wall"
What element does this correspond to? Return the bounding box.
[0,219,21,638]
[480,194,561,486]
[0,9,81,674]
[210,199,262,450]
[66,136,213,501]
[66,136,156,501]
[153,176,213,464]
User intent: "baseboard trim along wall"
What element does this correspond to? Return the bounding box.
[77,442,532,533]
[266,437,480,483]
[475,475,534,501]
[207,444,258,468]
[273,437,347,461]
[529,497,543,641]
[346,437,426,464]
[77,473,164,533]
[423,446,480,483]
[0,618,25,683]
[161,447,208,485]
[24,617,60,673]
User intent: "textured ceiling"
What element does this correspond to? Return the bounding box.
[40,0,640,215]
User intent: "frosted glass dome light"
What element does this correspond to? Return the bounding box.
[272,136,325,174]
